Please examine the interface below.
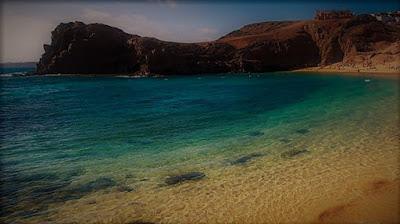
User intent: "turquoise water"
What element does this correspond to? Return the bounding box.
[0,71,398,222]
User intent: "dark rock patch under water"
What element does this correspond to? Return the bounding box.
[116,185,134,192]
[72,177,117,194]
[86,199,97,204]
[19,172,59,183]
[125,174,135,179]
[7,170,195,219]
[295,129,310,134]
[281,149,310,158]
[279,138,291,143]
[127,221,156,224]
[0,170,78,220]
[29,181,72,199]
[64,168,86,179]
[57,177,118,201]
[248,131,264,137]
[15,207,48,219]
[230,153,264,165]
[165,172,206,185]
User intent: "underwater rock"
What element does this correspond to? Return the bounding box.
[58,194,82,202]
[86,199,97,204]
[127,221,156,224]
[4,177,119,219]
[15,207,46,219]
[248,131,264,137]
[30,181,71,198]
[279,138,291,143]
[116,185,134,192]
[21,172,59,183]
[295,129,310,134]
[65,168,86,178]
[281,149,310,158]
[75,177,117,193]
[230,153,264,165]
[57,177,117,200]
[125,174,135,179]
[56,177,117,202]
[165,172,206,185]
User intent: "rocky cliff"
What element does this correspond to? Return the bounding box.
[36,13,400,75]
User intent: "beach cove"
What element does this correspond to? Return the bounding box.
[1,72,399,223]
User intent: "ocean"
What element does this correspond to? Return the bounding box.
[0,69,398,223]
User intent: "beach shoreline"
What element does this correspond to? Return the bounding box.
[20,74,399,224]
[293,63,400,77]
[1,72,398,224]
[42,133,400,224]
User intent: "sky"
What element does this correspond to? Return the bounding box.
[1,0,399,63]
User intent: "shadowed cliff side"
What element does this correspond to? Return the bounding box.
[36,12,400,75]
[37,22,136,74]
[36,22,236,75]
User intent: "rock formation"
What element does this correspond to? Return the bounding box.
[36,12,400,75]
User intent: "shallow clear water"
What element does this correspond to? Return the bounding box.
[0,71,398,223]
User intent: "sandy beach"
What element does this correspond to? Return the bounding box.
[294,62,400,76]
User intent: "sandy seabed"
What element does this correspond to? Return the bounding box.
[28,116,399,224]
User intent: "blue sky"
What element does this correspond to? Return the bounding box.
[1,1,399,62]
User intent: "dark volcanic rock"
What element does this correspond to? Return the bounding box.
[36,13,400,75]
[295,129,310,134]
[235,31,321,71]
[59,177,117,201]
[281,149,310,158]
[116,185,134,192]
[165,172,206,185]
[36,21,235,75]
[230,153,264,165]
[280,138,291,143]
[74,177,117,193]
[37,22,137,74]
[127,221,156,224]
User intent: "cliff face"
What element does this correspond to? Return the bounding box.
[37,22,136,74]
[36,14,400,75]
[127,37,236,75]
